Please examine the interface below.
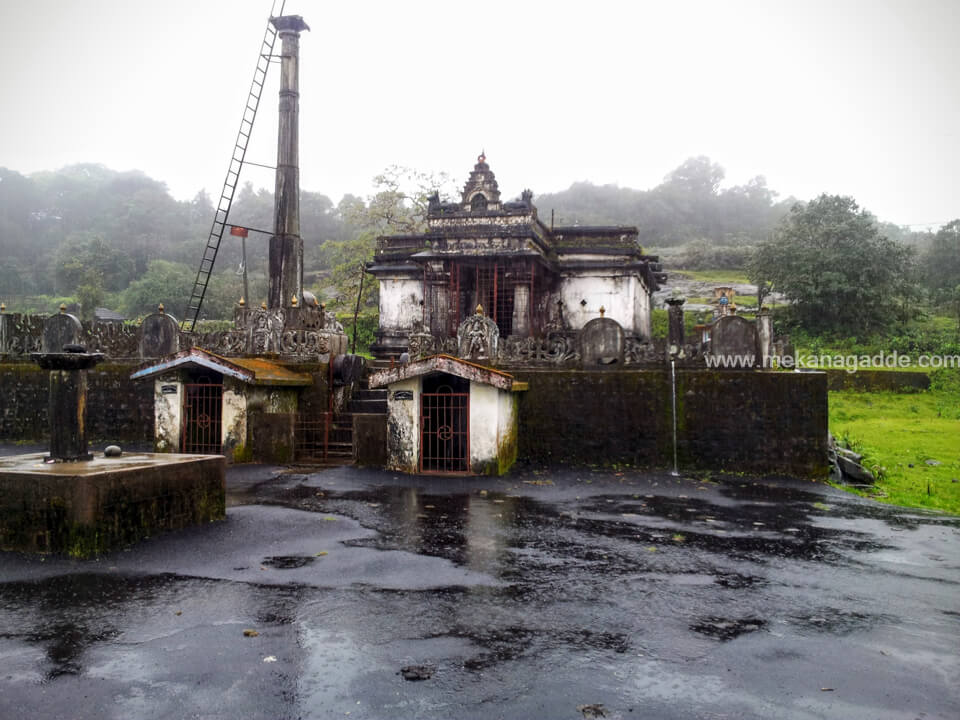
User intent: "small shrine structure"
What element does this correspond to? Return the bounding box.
[368,354,527,475]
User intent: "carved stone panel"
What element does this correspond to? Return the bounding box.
[42,312,82,352]
[457,313,499,362]
[709,315,759,365]
[140,312,180,358]
[580,317,625,367]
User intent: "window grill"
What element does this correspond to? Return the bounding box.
[442,259,541,338]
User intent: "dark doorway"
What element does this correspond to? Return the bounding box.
[420,373,469,474]
[182,372,223,454]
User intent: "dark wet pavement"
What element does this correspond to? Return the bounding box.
[1,460,958,719]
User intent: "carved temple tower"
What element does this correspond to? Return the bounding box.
[367,153,665,362]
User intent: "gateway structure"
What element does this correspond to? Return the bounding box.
[368,154,666,362]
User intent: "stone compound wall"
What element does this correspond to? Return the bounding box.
[824,369,930,392]
[512,369,828,478]
[0,308,346,363]
[0,362,154,444]
[0,305,341,445]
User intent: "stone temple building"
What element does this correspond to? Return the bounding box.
[367,154,666,361]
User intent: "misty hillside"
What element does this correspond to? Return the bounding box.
[0,157,939,321]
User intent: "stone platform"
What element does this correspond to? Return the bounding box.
[0,452,225,557]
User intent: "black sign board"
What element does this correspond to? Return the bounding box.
[392,390,413,401]
[161,384,178,395]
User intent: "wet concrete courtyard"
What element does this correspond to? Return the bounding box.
[1,456,958,719]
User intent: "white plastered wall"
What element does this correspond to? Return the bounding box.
[222,378,247,458]
[560,274,638,332]
[469,382,500,468]
[469,381,518,473]
[385,377,420,473]
[378,274,423,331]
[497,385,518,470]
[634,275,652,339]
[153,376,181,452]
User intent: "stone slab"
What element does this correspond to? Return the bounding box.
[0,452,225,557]
[353,413,387,467]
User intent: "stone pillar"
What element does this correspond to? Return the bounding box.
[0,304,8,354]
[268,15,310,310]
[429,285,450,335]
[511,284,530,336]
[666,297,686,356]
[756,310,773,369]
[32,350,105,462]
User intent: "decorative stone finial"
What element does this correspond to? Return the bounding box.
[599,306,606,317]
[320,302,326,312]
[261,301,268,310]
[239,296,246,307]
[158,303,165,314]
[478,150,486,164]
[59,303,67,313]
[291,294,298,307]
[313,296,320,307]
[0,302,6,312]
[476,304,484,316]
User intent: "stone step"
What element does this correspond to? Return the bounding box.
[348,398,387,414]
[289,457,354,469]
[355,388,387,401]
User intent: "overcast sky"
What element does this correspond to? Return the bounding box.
[1,0,957,229]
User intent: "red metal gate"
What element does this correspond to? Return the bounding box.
[420,392,470,474]
[182,383,223,454]
[294,412,330,462]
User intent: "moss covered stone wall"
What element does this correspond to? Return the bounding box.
[823,369,930,392]
[0,362,153,444]
[511,369,827,478]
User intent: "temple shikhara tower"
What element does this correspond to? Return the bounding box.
[367,154,666,362]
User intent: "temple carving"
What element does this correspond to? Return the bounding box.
[367,154,667,362]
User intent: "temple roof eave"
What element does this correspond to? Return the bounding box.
[368,354,517,392]
[130,348,314,386]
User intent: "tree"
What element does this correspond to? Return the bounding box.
[54,232,136,294]
[748,194,915,334]
[921,220,960,292]
[354,165,455,235]
[317,167,454,314]
[120,260,195,319]
[75,277,105,321]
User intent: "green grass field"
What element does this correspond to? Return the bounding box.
[685,295,759,307]
[829,382,960,514]
[671,270,752,285]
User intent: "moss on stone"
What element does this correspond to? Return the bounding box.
[232,444,254,464]
[496,396,519,475]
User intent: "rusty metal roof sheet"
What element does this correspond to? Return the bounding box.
[130,348,313,386]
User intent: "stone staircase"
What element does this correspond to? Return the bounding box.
[295,373,386,468]
[348,385,388,415]
[369,356,400,373]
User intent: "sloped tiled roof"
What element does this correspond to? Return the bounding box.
[368,354,523,392]
[130,348,313,386]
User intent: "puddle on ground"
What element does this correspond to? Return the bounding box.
[689,616,766,641]
[788,607,888,635]
[262,555,316,570]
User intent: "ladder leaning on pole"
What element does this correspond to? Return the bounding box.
[182,0,286,331]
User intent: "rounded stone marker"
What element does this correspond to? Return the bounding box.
[104,445,123,457]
